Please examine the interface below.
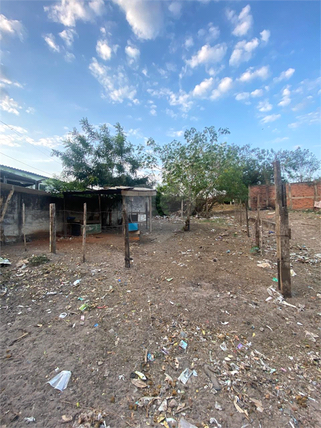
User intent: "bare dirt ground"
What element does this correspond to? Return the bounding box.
[0,209,320,428]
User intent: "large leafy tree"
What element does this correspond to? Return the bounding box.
[52,118,153,188]
[158,126,230,221]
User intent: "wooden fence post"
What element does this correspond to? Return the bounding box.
[149,196,152,232]
[123,206,130,268]
[49,203,56,254]
[274,160,291,298]
[82,203,87,263]
[22,202,27,251]
[245,200,250,237]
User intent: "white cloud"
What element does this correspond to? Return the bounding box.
[25,136,63,148]
[112,0,164,40]
[26,107,36,114]
[64,51,75,62]
[169,90,192,112]
[168,1,182,18]
[235,88,264,102]
[235,92,249,101]
[43,33,60,52]
[0,14,25,41]
[274,68,295,83]
[251,89,263,97]
[192,77,214,97]
[89,57,137,103]
[0,123,27,134]
[186,43,227,68]
[59,29,77,48]
[0,76,23,89]
[257,99,272,112]
[272,137,289,143]
[239,66,270,82]
[261,114,281,123]
[226,4,253,37]
[211,77,233,100]
[168,129,184,138]
[0,93,22,115]
[44,0,104,27]
[166,108,178,119]
[260,29,270,42]
[96,39,112,61]
[288,108,320,128]
[184,36,194,49]
[229,38,259,67]
[142,68,148,77]
[125,45,140,63]
[278,86,291,107]
[198,23,220,43]
[150,108,157,116]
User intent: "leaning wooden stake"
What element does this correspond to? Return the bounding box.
[255,208,260,248]
[0,187,14,223]
[49,203,56,254]
[123,206,130,268]
[274,160,291,298]
[82,203,87,263]
[22,202,27,251]
[245,200,250,237]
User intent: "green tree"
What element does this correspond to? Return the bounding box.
[158,126,230,225]
[52,118,153,188]
[276,147,320,182]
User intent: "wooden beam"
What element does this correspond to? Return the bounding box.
[149,196,152,233]
[49,203,56,254]
[82,203,87,263]
[274,160,291,298]
[123,205,130,268]
[22,202,27,251]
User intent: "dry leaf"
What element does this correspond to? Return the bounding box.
[131,378,147,388]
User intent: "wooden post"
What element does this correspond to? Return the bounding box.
[123,205,130,268]
[63,197,67,237]
[255,208,260,248]
[145,202,148,230]
[274,160,291,298]
[22,202,27,251]
[259,218,263,255]
[149,196,152,232]
[82,203,87,263]
[49,203,56,254]
[245,200,250,237]
[181,199,184,218]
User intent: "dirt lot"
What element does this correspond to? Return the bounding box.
[0,209,320,428]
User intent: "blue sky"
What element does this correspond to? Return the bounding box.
[0,0,320,179]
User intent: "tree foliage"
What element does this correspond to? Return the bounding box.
[52,118,153,188]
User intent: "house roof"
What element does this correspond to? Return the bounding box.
[63,186,156,197]
[0,164,48,187]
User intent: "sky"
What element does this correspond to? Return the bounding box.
[0,0,320,180]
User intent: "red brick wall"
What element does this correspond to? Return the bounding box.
[249,180,321,210]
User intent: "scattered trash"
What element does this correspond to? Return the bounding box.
[215,401,222,411]
[250,397,264,412]
[178,418,197,428]
[209,417,222,427]
[134,371,147,380]
[220,342,227,352]
[166,278,173,282]
[94,323,98,327]
[0,257,11,266]
[61,415,73,422]
[73,279,81,286]
[48,370,71,391]
[272,277,278,282]
[203,365,221,391]
[79,303,88,311]
[147,352,155,362]
[158,398,168,412]
[0,286,7,297]
[237,343,243,350]
[233,396,249,418]
[179,340,188,350]
[257,261,271,269]
[290,269,297,277]
[24,417,35,423]
[59,313,67,319]
[305,331,319,342]
[178,368,192,385]
[131,378,147,388]
[226,250,230,253]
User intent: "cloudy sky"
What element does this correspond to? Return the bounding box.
[0,0,320,178]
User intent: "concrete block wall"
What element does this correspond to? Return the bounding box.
[0,183,63,243]
[249,180,321,210]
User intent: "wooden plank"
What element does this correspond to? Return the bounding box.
[49,203,56,254]
[149,196,152,232]
[123,205,130,268]
[274,160,291,298]
[22,202,27,251]
[82,203,87,263]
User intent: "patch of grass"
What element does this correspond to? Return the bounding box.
[28,255,50,266]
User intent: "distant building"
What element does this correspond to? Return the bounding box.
[0,164,48,189]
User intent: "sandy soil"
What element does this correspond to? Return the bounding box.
[0,209,320,428]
